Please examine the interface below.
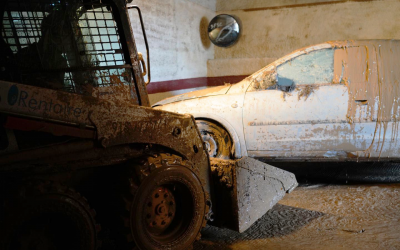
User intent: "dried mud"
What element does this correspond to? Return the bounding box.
[332,40,400,158]
[195,183,400,250]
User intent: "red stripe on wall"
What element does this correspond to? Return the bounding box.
[146,75,249,94]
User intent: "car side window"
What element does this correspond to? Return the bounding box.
[277,48,334,88]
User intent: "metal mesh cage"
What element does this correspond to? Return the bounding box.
[1,0,132,96]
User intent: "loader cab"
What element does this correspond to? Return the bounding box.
[0,0,149,106]
[0,0,150,154]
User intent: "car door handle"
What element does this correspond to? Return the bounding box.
[355,100,368,105]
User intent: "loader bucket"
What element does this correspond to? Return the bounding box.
[210,157,298,233]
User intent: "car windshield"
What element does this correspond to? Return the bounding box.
[0,0,132,96]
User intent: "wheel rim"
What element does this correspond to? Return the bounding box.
[196,120,233,159]
[141,182,194,244]
[145,186,176,235]
[202,133,218,157]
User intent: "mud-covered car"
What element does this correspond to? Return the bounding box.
[154,40,400,162]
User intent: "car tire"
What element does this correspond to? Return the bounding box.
[196,120,233,159]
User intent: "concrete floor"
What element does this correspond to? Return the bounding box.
[194,183,400,250]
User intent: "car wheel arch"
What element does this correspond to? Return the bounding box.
[191,113,245,159]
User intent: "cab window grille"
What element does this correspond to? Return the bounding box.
[0,0,133,97]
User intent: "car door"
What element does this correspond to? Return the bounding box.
[243,47,373,160]
[333,44,379,158]
[336,41,400,158]
[374,41,400,158]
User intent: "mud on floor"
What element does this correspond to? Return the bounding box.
[195,183,400,250]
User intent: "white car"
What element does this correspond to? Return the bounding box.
[154,40,400,162]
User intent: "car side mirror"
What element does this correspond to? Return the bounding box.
[277,77,294,92]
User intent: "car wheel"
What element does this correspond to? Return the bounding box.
[124,154,207,250]
[1,181,100,250]
[196,120,233,159]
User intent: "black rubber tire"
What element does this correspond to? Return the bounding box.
[196,120,233,159]
[1,181,100,250]
[127,154,206,250]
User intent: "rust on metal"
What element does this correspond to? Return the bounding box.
[145,187,176,234]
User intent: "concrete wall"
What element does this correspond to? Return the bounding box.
[210,0,400,77]
[129,0,400,104]
[128,0,215,104]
